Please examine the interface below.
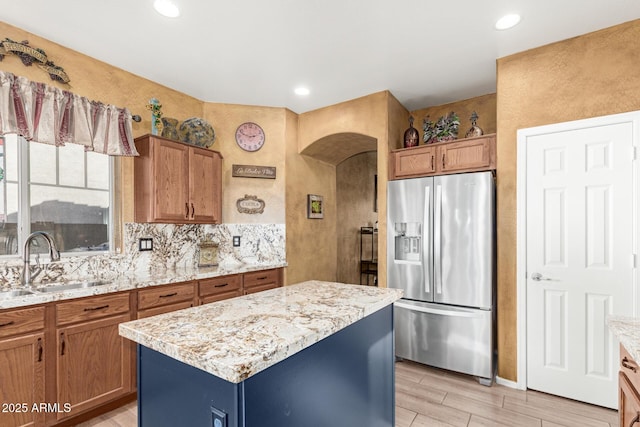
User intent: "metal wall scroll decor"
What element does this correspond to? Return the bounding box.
[232,164,276,179]
[236,194,266,214]
[0,38,70,83]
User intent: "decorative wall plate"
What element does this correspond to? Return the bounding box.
[179,117,215,147]
[236,194,265,214]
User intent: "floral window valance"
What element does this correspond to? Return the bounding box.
[0,70,138,156]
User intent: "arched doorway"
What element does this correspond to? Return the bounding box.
[301,132,378,285]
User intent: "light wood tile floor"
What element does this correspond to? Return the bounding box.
[77,361,619,427]
[395,360,619,427]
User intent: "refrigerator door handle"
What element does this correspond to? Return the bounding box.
[395,301,485,318]
[434,184,442,294]
[424,185,431,295]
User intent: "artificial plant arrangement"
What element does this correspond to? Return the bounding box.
[422,112,460,144]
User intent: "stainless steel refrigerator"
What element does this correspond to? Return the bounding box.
[387,171,495,384]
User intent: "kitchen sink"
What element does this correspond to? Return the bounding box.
[35,280,111,293]
[0,289,36,299]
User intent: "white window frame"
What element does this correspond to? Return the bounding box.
[1,134,114,259]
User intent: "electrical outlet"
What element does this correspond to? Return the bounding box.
[211,407,227,427]
[138,238,153,251]
[232,236,241,247]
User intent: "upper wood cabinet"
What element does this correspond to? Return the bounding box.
[134,134,223,224]
[389,133,496,180]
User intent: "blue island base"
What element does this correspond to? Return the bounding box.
[137,304,395,427]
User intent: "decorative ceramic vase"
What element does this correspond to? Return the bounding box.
[178,117,215,148]
[161,117,179,140]
[465,111,484,138]
[403,116,419,148]
[147,98,163,135]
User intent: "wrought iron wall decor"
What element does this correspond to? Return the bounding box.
[0,38,70,83]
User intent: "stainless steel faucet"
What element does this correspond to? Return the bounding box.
[22,231,61,286]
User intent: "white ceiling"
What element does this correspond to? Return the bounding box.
[1,1,639,114]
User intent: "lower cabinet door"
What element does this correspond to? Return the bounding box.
[0,333,45,427]
[56,314,131,421]
[620,372,640,427]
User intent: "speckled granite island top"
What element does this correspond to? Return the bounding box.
[608,316,640,362]
[119,280,403,383]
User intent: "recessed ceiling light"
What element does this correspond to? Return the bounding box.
[294,87,310,96]
[495,14,521,30]
[153,0,180,18]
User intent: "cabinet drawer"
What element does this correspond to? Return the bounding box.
[138,300,195,319]
[138,282,195,310]
[199,275,242,296]
[621,344,640,390]
[201,290,242,305]
[57,293,130,326]
[0,306,45,339]
[244,282,279,295]
[244,269,281,289]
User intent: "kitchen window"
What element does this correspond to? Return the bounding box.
[0,134,113,257]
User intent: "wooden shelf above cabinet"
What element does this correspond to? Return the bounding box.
[389,133,496,180]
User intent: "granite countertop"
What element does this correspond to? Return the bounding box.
[607,315,640,362]
[119,280,403,383]
[0,261,288,310]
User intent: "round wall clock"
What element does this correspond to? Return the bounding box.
[235,122,265,152]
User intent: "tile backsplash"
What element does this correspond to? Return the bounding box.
[0,223,285,288]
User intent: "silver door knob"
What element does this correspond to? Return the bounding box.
[531,272,554,281]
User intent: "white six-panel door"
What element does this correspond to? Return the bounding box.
[519,117,636,409]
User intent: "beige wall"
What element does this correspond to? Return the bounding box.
[10,18,637,383]
[284,109,337,285]
[496,19,640,381]
[411,93,497,142]
[202,103,287,224]
[297,91,409,288]
[0,21,203,250]
[336,152,378,285]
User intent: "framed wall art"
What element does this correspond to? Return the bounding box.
[307,194,324,219]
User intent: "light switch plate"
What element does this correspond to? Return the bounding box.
[232,236,241,247]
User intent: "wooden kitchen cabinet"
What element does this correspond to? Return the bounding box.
[0,306,46,427]
[54,293,132,422]
[438,134,495,173]
[243,268,282,295]
[200,274,243,304]
[620,344,640,427]
[392,144,436,179]
[389,133,496,180]
[137,281,196,318]
[134,134,222,224]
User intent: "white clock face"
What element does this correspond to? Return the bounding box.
[235,122,265,152]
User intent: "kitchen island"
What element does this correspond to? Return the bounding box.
[119,280,403,427]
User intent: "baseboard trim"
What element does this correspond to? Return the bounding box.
[496,375,524,390]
